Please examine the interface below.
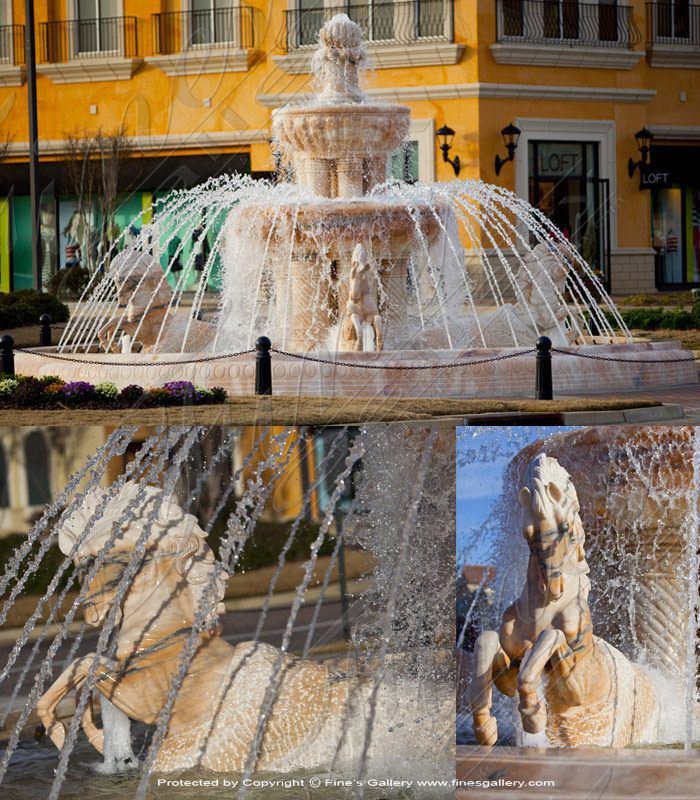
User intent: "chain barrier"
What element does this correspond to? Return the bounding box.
[269,347,535,370]
[13,344,697,370]
[11,346,536,371]
[14,347,255,367]
[550,347,700,365]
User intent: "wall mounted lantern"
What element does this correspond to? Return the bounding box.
[628,127,654,178]
[494,123,521,176]
[436,124,461,177]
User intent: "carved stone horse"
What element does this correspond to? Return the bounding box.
[37,482,447,773]
[470,454,659,747]
[341,244,383,352]
[97,251,215,354]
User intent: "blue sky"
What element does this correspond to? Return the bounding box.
[456,427,582,565]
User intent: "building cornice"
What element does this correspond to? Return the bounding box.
[272,41,465,74]
[646,44,700,69]
[0,65,26,87]
[7,130,270,159]
[145,48,252,76]
[490,42,644,70]
[648,125,700,141]
[257,82,656,108]
[37,58,142,84]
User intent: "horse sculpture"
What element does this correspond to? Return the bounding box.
[97,251,214,354]
[37,482,449,773]
[341,243,383,352]
[470,454,659,748]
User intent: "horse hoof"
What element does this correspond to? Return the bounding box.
[473,716,498,746]
[520,702,546,734]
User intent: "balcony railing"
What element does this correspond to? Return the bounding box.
[152,7,257,54]
[0,25,25,65]
[39,17,138,62]
[284,0,454,50]
[496,0,640,47]
[647,2,700,44]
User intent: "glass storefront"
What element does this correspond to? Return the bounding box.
[528,139,610,282]
[649,146,700,288]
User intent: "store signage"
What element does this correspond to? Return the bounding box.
[536,143,583,178]
[639,168,671,189]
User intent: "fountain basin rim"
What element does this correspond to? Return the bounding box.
[13,340,697,398]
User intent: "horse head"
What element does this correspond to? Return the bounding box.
[517,454,585,601]
[58,482,227,635]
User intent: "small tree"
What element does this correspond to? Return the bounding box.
[61,126,134,274]
[0,129,12,164]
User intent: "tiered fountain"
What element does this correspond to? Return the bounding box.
[13,15,697,396]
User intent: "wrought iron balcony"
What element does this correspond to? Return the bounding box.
[647,2,700,45]
[39,17,138,62]
[496,0,640,47]
[152,7,257,54]
[0,25,25,65]
[284,0,454,50]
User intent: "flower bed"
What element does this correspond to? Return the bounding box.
[0,376,227,409]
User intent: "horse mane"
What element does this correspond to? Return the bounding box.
[524,453,578,516]
[523,454,586,560]
[58,481,227,622]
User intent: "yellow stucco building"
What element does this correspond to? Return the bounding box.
[0,0,697,294]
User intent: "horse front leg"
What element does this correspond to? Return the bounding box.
[470,630,511,745]
[373,315,383,351]
[37,654,99,751]
[517,628,566,734]
[350,313,363,351]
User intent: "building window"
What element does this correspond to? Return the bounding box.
[77,0,121,54]
[652,185,700,286]
[191,0,237,46]
[528,140,610,280]
[390,141,419,182]
[656,0,690,40]
[0,443,9,509]
[24,431,51,507]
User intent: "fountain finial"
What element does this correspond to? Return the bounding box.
[312,13,367,105]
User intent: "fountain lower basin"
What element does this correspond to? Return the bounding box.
[14,340,696,397]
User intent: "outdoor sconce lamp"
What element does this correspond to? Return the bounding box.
[436,124,461,176]
[494,123,521,176]
[628,127,654,178]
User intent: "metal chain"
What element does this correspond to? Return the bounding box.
[551,347,700,364]
[9,345,536,371]
[269,347,535,370]
[13,347,255,367]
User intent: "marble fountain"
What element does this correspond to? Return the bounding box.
[13,15,696,398]
[457,426,700,798]
[0,425,455,799]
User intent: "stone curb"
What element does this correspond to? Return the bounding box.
[450,403,685,426]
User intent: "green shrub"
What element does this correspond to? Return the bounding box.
[47,265,91,299]
[208,517,334,573]
[608,305,700,332]
[0,290,70,330]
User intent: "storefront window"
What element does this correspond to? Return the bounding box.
[653,184,700,285]
[528,140,609,280]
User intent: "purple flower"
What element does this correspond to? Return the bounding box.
[162,381,201,404]
[61,381,95,404]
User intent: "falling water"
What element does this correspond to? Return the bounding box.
[0,424,454,799]
[457,426,700,749]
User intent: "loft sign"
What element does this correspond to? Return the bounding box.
[640,168,671,189]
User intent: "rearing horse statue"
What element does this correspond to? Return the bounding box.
[470,454,659,748]
[37,481,451,773]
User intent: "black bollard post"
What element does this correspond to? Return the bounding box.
[255,336,272,395]
[39,314,52,347]
[0,335,15,376]
[535,336,553,400]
